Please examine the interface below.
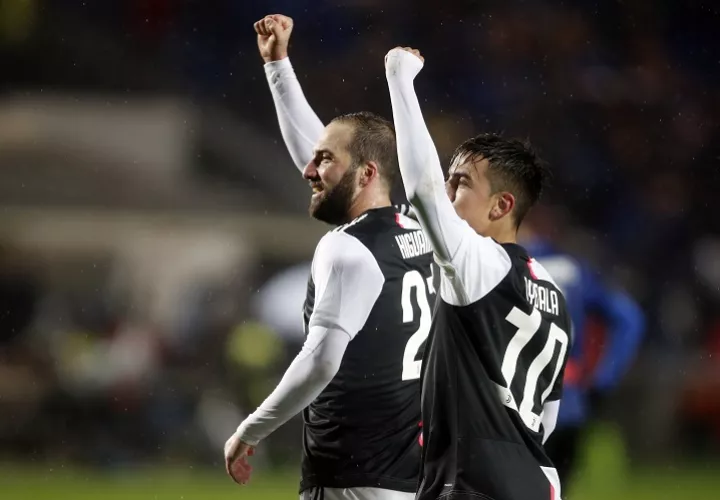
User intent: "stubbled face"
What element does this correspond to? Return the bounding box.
[303,122,359,225]
[445,155,496,236]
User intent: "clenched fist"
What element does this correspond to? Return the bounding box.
[385,46,425,81]
[224,430,255,485]
[254,14,293,63]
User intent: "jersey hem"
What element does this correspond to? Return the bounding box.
[300,475,417,494]
[436,492,497,500]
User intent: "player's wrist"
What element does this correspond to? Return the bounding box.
[264,56,292,72]
[235,419,261,447]
[264,50,289,64]
[264,57,295,84]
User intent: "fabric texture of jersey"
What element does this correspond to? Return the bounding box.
[301,207,435,494]
[419,244,571,500]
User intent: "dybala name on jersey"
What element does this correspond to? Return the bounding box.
[524,276,560,316]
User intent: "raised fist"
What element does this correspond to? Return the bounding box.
[385,47,424,81]
[254,14,293,63]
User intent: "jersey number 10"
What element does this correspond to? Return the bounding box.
[397,268,568,435]
[501,307,569,432]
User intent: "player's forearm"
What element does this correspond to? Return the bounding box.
[386,70,460,263]
[236,325,349,445]
[264,58,325,171]
[386,72,444,208]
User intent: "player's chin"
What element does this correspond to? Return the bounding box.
[308,192,325,216]
[308,197,332,223]
[310,198,348,225]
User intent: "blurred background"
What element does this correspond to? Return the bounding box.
[0,1,718,499]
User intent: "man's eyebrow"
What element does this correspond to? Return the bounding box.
[447,169,471,179]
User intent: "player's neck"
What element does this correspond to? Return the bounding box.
[481,223,518,245]
[347,194,391,221]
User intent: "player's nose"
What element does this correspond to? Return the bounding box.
[303,160,318,180]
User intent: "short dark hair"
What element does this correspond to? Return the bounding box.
[331,111,398,190]
[449,133,549,228]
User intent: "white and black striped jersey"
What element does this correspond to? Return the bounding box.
[257,56,435,494]
[419,242,571,500]
[300,206,435,493]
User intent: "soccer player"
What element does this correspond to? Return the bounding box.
[224,16,435,500]
[385,47,572,500]
[521,226,645,487]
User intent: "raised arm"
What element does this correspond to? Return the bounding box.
[385,48,511,305]
[385,48,468,264]
[255,14,325,170]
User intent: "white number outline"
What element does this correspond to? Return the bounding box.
[400,269,434,381]
[498,307,568,432]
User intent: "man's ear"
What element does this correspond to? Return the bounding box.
[490,192,515,221]
[359,161,379,187]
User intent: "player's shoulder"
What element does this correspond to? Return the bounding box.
[312,230,384,284]
[331,211,373,235]
[326,208,435,271]
[395,213,423,231]
[532,254,585,297]
[316,228,372,264]
[334,207,419,236]
[332,210,383,241]
[312,228,390,273]
[333,207,422,249]
[500,243,564,294]
[499,247,570,321]
[526,258,561,291]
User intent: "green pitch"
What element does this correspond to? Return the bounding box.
[1,426,718,499]
[1,463,718,500]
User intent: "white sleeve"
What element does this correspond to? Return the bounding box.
[264,58,326,171]
[236,325,349,445]
[385,49,511,305]
[308,231,385,338]
[541,399,560,444]
[235,231,385,444]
